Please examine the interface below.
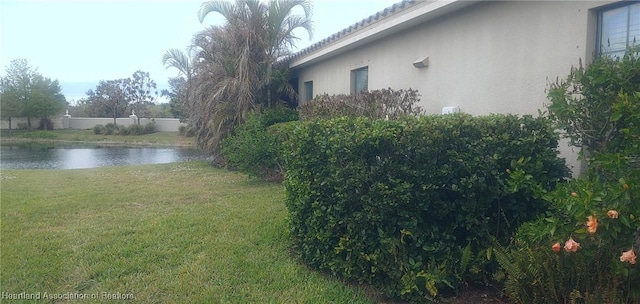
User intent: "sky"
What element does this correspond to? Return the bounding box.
[0,0,399,102]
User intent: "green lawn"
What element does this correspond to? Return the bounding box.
[0,162,377,303]
[0,129,195,147]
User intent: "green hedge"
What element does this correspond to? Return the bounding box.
[282,114,569,302]
[221,107,298,180]
[298,88,424,121]
[93,123,156,136]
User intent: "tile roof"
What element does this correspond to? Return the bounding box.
[281,0,420,64]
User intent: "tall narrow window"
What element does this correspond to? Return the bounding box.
[597,2,639,58]
[351,67,368,94]
[303,81,313,102]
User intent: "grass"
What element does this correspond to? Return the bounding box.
[0,162,377,303]
[0,129,195,147]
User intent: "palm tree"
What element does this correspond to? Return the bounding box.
[188,25,257,152]
[190,0,313,154]
[162,48,195,122]
[162,49,193,80]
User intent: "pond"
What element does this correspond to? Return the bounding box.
[0,143,205,170]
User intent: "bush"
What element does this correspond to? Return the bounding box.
[185,125,196,137]
[127,124,144,136]
[494,175,640,304]
[547,46,640,155]
[144,122,156,134]
[221,107,299,180]
[105,123,117,135]
[118,125,130,135]
[496,47,640,304]
[298,88,424,120]
[178,125,186,136]
[93,124,106,135]
[282,114,569,302]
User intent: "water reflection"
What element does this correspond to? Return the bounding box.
[1,143,204,170]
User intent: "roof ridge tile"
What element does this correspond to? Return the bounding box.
[281,0,418,63]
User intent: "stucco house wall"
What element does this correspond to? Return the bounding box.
[289,0,619,176]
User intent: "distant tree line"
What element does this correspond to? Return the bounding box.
[0,59,66,134]
[0,60,178,133]
[69,71,165,124]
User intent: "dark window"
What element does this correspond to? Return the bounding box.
[597,2,639,58]
[303,81,313,102]
[351,67,368,93]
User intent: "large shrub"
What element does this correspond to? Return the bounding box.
[494,174,640,304]
[282,114,569,302]
[127,124,145,135]
[179,123,197,137]
[495,48,640,303]
[298,88,424,120]
[547,46,640,155]
[104,123,117,135]
[221,107,298,180]
[144,121,156,134]
[93,124,106,135]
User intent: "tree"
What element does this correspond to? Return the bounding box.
[162,49,193,80]
[148,103,173,118]
[0,77,23,135]
[86,79,129,125]
[189,0,313,154]
[161,77,189,121]
[28,75,66,130]
[68,97,99,117]
[162,49,194,122]
[124,70,158,124]
[2,59,35,128]
[1,59,66,130]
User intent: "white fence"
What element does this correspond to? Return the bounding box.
[1,115,185,132]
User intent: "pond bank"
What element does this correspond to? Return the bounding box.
[1,137,195,147]
[0,130,196,148]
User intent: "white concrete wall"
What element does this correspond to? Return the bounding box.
[1,117,64,130]
[2,117,185,132]
[68,117,185,131]
[292,1,616,176]
[67,118,133,129]
[144,118,185,132]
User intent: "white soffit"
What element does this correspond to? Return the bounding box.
[289,0,478,68]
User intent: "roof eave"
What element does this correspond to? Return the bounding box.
[289,0,479,69]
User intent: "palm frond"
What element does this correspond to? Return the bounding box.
[198,0,236,23]
[162,49,192,78]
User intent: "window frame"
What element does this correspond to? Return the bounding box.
[596,1,639,58]
[350,66,369,94]
[303,81,313,102]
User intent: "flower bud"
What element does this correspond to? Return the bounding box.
[586,215,598,234]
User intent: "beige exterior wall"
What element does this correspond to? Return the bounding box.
[291,1,617,176]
